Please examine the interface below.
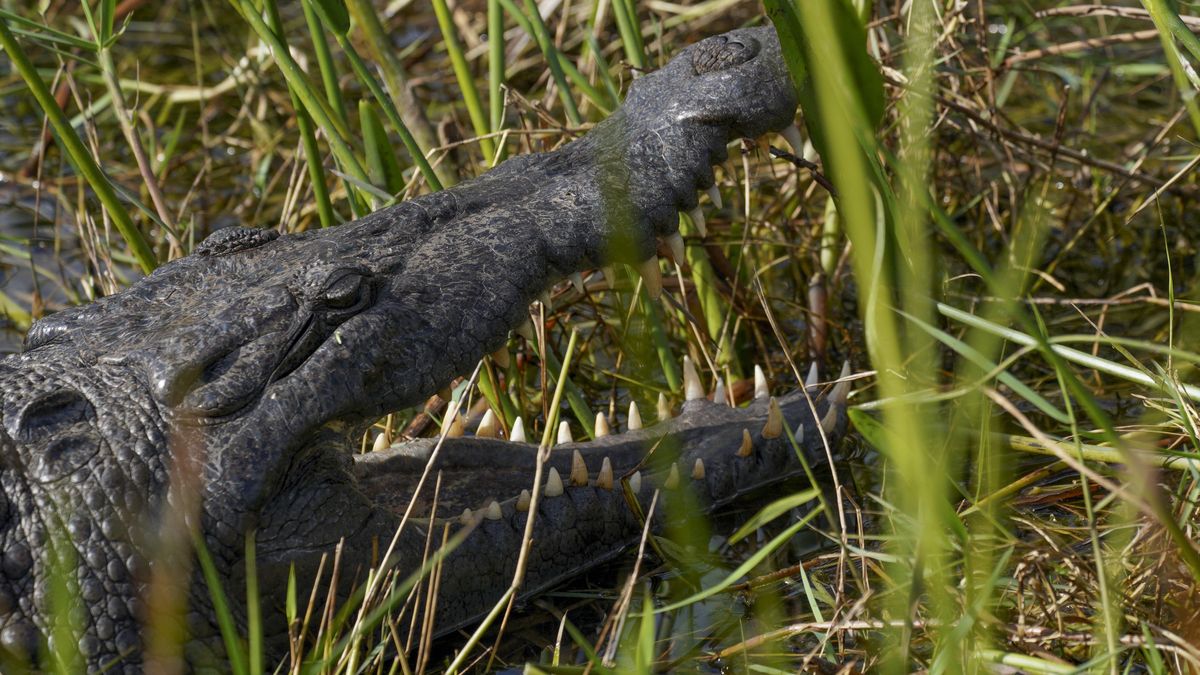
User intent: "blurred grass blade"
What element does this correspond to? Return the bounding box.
[728,488,821,543]
[765,0,883,162]
[1140,0,1200,135]
[193,532,249,675]
[0,18,158,273]
[307,0,349,34]
[653,506,823,614]
[938,303,1200,403]
[0,9,96,50]
[244,531,262,675]
[902,310,1071,424]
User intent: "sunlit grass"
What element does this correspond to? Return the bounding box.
[1,0,1198,672]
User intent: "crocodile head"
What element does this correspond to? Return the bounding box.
[0,24,826,671]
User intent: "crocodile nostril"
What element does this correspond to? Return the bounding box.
[691,35,760,74]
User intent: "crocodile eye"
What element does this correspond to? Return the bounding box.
[321,271,370,310]
[691,35,760,75]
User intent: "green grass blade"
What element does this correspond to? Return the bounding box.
[0,17,158,273]
[193,532,249,675]
[431,0,497,162]
[230,0,372,198]
[345,0,456,187]
[727,488,822,543]
[488,0,505,133]
[244,531,262,675]
[519,0,582,125]
[0,9,96,50]
[359,100,406,195]
[332,33,444,192]
[301,0,349,126]
[652,506,823,614]
[497,0,611,114]
[266,0,337,228]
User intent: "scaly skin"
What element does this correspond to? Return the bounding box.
[0,25,839,672]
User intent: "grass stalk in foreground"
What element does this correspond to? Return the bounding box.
[444,330,579,674]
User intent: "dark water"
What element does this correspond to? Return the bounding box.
[0,181,145,355]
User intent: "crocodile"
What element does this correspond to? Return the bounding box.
[0,24,850,671]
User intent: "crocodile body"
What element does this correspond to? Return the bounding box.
[0,25,846,671]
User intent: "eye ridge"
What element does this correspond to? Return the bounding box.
[320,270,373,311]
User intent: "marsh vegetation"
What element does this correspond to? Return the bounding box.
[1,0,1200,671]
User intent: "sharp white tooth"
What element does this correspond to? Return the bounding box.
[656,393,672,421]
[491,346,510,369]
[665,232,686,264]
[737,428,753,457]
[594,412,610,438]
[476,409,500,438]
[371,432,389,453]
[821,404,839,434]
[713,377,727,406]
[754,364,769,400]
[706,185,723,209]
[485,500,502,520]
[570,272,585,294]
[763,397,783,439]
[629,471,642,494]
[795,423,805,443]
[781,124,805,156]
[444,408,465,438]
[627,401,643,430]
[805,362,820,389]
[516,489,531,511]
[545,467,564,497]
[460,508,473,523]
[830,361,852,405]
[557,421,574,445]
[637,258,662,300]
[683,356,705,401]
[516,319,536,342]
[664,463,680,490]
[597,457,614,490]
[510,417,527,443]
[570,450,589,486]
[688,206,708,238]
[691,458,705,480]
